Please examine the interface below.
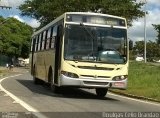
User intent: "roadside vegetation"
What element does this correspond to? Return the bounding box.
[0,17,33,59]
[0,68,8,77]
[19,0,145,28]
[111,61,160,101]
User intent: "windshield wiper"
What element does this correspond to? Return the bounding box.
[80,23,97,61]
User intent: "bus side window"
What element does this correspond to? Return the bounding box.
[30,38,33,52]
[41,31,46,50]
[44,30,48,50]
[51,25,57,48]
[40,32,43,50]
[38,34,42,51]
[49,27,54,49]
[57,24,63,38]
[36,35,39,51]
[35,36,37,52]
[46,28,51,49]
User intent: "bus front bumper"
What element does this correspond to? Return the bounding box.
[60,75,127,89]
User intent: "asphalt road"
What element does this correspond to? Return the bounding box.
[1,72,160,118]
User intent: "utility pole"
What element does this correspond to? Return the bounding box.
[144,0,147,63]
[132,0,147,63]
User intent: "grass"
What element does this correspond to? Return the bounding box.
[111,61,160,101]
[0,70,4,77]
[0,67,9,77]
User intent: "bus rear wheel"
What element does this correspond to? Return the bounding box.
[33,67,41,85]
[95,88,108,98]
[33,76,41,84]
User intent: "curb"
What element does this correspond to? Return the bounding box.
[109,90,160,103]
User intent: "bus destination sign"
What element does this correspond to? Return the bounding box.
[66,14,126,27]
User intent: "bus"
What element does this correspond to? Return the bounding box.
[30,12,128,97]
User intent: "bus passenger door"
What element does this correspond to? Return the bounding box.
[54,24,63,84]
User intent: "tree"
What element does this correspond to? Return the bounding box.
[129,40,133,50]
[0,17,33,58]
[146,41,160,58]
[133,41,144,56]
[153,24,160,45]
[19,0,145,27]
[21,41,30,59]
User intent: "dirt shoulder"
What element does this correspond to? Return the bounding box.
[0,67,28,77]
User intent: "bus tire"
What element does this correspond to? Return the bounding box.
[49,71,60,93]
[51,84,60,93]
[33,76,40,85]
[95,88,108,98]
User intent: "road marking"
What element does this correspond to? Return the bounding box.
[108,92,160,106]
[0,74,48,118]
[85,89,160,106]
[13,101,19,104]
[4,94,9,96]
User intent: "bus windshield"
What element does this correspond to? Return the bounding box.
[64,24,127,64]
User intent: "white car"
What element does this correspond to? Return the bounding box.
[136,56,144,61]
[154,60,160,63]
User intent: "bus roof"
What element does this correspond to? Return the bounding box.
[66,12,125,20]
[32,12,126,37]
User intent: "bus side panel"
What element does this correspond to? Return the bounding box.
[30,20,64,84]
[44,49,55,82]
[36,51,45,81]
[34,50,54,82]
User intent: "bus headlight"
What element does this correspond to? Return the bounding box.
[61,71,79,78]
[112,75,127,81]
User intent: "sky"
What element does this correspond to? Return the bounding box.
[0,0,40,28]
[0,0,160,42]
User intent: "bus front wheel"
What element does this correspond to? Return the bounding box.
[95,88,108,98]
[49,72,60,93]
[50,84,60,93]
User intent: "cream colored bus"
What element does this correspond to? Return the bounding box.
[30,12,128,97]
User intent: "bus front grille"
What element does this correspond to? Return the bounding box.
[81,75,110,79]
[77,66,114,71]
[83,81,109,86]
